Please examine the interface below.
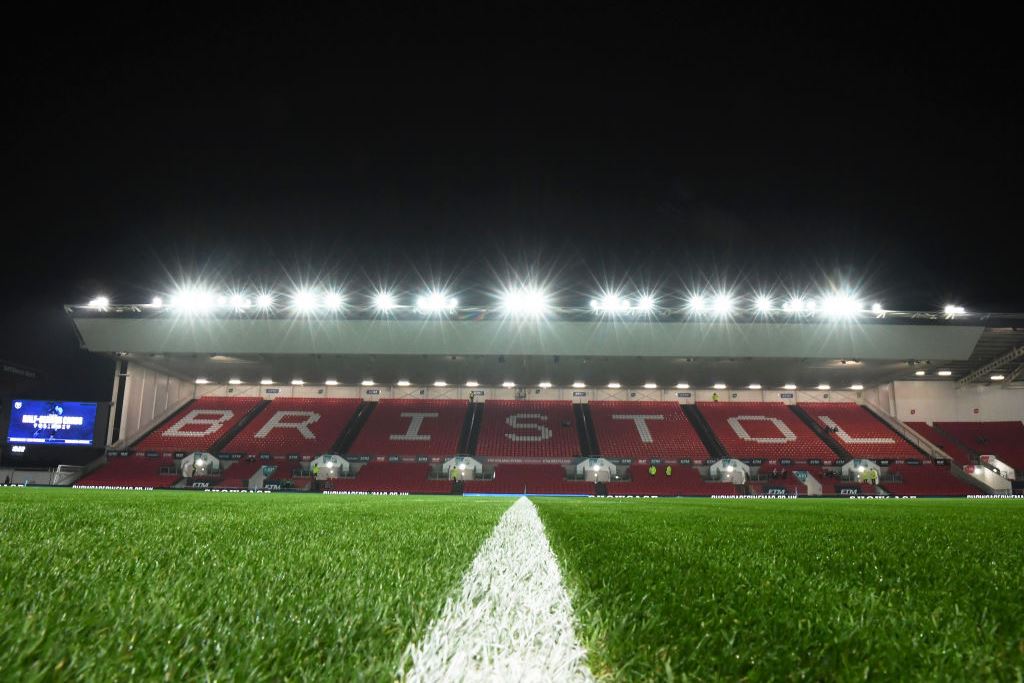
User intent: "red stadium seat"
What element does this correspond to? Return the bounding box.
[475,400,581,459]
[697,402,833,461]
[326,462,451,494]
[905,422,973,465]
[76,455,180,488]
[605,464,737,496]
[589,401,708,458]
[132,397,264,454]
[223,398,361,456]
[800,403,919,459]
[883,463,981,496]
[347,399,468,456]
[934,422,1024,471]
[216,459,264,489]
[463,464,593,495]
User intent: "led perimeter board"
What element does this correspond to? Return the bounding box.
[6,400,99,446]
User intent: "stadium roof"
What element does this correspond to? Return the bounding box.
[66,306,1023,389]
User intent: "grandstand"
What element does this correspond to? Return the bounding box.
[3,294,1019,498]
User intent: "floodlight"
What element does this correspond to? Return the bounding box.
[572,382,586,388]
[607,382,621,389]
[850,384,864,390]
[591,292,631,314]
[416,290,457,314]
[726,465,735,473]
[170,287,216,314]
[538,382,553,389]
[397,380,411,387]
[805,299,818,313]
[820,293,862,318]
[783,297,805,313]
[502,381,516,388]
[635,294,656,314]
[754,295,773,314]
[944,304,966,317]
[433,380,447,387]
[748,384,762,390]
[361,379,375,386]
[195,378,210,385]
[687,294,707,314]
[256,293,275,310]
[592,465,600,473]
[675,383,689,389]
[228,379,242,385]
[713,383,727,390]
[991,374,1005,381]
[465,380,479,387]
[458,463,467,471]
[817,384,831,390]
[937,370,952,377]
[871,302,884,314]
[150,296,163,308]
[88,296,110,311]
[712,293,734,316]
[499,286,550,317]
[260,379,274,385]
[914,370,926,376]
[783,384,797,390]
[229,293,250,311]
[373,291,398,312]
[323,292,344,311]
[325,380,339,386]
[291,379,305,386]
[291,289,319,313]
[643,383,657,389]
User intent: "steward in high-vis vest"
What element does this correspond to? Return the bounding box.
[665,465,673,477]
[648,464,657,476]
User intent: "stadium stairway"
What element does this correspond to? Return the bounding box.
[573,403,598,456]
[464,403,484,455]
[333,401,376,454]
[457,402,482,454]
[209,400,270,454]
[680,404,729,461]
[788,405,854,461]
[904,422,976,465]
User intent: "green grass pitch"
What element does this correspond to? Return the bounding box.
[2,489,1023,681]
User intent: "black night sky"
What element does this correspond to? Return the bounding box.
[2,4,1020,399]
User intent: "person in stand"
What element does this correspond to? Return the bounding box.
[665,465,673,477]
[648,464,657,477]
[712,392,720,402]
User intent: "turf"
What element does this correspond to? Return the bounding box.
[0,489,509,682]
[535,497,1024,682]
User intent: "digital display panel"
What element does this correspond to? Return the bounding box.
[6,400,98,446]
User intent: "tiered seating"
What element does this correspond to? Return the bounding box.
[800,403,919,459]
[905,423,973,465]
[217,459,263,489]
[934,422,1024,470]
[463,464,593,495]
[883,464,981,496]
[697,402,833,460]
[589,401,708,458]
[75,455,179,488]
[133,397,264,454]
[475,401,581,458]
[326,462,451,494]
[223,398,361,456]
[606,464,736,496]
[348,400,468,456]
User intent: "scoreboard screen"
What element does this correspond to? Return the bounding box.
[6,400,99,446]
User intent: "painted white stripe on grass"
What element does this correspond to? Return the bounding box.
[402,496,594,682]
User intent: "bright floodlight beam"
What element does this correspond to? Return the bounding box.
[754,295,773,314]
[255,293,275,310]
[373,291,398,312]
[499,286,550,317]
[686,294,707,314]
[291,289,319,313]
[88,296,110,311]
[712,293,734,316]
[634,293,656,314]
[416,290,458,314]
[590,292,631,314]
[228,293,250,311]
[322,292,344,311]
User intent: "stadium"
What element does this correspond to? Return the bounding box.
[2,287,1023,679]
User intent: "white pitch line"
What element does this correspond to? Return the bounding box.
[401,496,594,682]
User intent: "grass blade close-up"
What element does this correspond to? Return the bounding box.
[535,497,1024,682]
[0,489,509,681]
